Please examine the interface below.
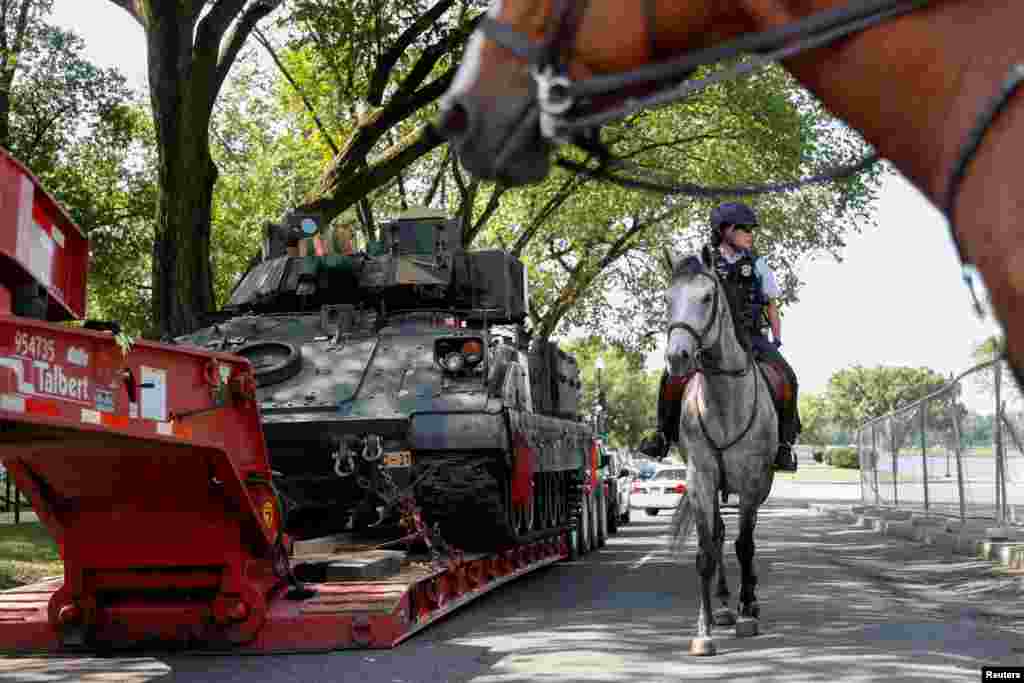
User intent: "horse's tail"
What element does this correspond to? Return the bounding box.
[668,493,695,558]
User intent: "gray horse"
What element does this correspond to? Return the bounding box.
[664,248,777,657]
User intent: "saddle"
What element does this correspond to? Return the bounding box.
[659,361,793,444]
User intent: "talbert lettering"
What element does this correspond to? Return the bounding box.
[32,360,89,402]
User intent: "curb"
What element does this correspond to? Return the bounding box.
[808,503,1024,569]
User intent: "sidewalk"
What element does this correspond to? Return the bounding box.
[810,502,1024,576]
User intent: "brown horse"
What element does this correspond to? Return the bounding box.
[437,0,1024,394]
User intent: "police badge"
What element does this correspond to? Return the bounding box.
[740,263,753,278]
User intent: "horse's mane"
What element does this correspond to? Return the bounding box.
[670,250,752,352]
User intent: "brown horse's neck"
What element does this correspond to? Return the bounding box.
[742,2,1024,215]
[574,0,1024,240]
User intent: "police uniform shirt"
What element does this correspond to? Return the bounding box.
[718,248,782,300]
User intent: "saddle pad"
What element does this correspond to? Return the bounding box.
[759,362,791,404]
[662,371,696,401]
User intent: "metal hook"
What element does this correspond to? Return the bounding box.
[332,449,355,477]
[361,435,384,462]
[534,67,574,144]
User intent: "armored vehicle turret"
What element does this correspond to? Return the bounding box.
[176,208,593,550]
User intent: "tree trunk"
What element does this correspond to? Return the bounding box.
[0,87,11,149]
[146,8,217,339]
[151,146,217,339]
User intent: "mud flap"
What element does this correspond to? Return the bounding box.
[510,431,534,506]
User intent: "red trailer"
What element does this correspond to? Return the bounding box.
[0,147,576,654]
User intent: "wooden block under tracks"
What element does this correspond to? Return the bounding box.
[325,550,405,581]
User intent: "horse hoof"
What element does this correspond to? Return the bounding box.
[713,607,736,626]
[689,637,717,656]
[736,617,759,638]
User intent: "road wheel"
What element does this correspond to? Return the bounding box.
[596,492,607,548]
[621,507,631,524]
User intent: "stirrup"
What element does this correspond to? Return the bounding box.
[774,445,797,472]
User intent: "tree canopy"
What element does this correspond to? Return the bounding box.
[824,365,950,430]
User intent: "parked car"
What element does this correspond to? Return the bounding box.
[612,454,633,526]
[596,443,634,533]
[631,465,688,516]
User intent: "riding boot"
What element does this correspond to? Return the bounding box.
[773,388,800,472]
[643,371,677,460]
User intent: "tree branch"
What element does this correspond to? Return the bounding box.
[213,0,281,105]
[467,183,506,246]
[196,0,246,53]
[366,0,456,106]
[106,0,144,26]
[423,147,451,207]
[254,27,339,155]
[297,123,446,221]
[512,174,585,256]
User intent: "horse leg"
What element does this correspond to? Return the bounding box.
[734,503,760,637]
[689,477,720,656]
[712,512,735,626]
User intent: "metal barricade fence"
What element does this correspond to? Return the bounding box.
[856,357,1023,526]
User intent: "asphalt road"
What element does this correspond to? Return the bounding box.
[3,492,1023,682]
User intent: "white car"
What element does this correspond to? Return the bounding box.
[631,465,688,516]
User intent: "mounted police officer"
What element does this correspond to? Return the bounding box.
[647,202,800,472]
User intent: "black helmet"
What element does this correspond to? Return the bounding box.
[709,202,758,247]
[710,202,758,231]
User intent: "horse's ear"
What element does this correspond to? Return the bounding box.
[662,247,677,274]
[700,244,714,269]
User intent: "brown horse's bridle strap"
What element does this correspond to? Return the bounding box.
[478,0,589,69]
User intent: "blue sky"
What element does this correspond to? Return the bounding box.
[51,1,1005,410]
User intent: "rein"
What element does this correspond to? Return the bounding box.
[666,271,760,454]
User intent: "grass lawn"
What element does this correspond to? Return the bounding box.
[774,465,862,482]
[0,522,62,590]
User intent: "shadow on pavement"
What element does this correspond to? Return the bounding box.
[4,502,1021,682]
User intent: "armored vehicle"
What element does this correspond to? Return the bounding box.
[176,208,593,550]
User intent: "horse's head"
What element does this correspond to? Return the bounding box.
[664,246,727,378]
[438,1,747,186]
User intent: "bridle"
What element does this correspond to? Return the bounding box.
[477,0,1024,317]
[666,269,760,453]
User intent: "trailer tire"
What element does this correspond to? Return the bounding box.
[577,491,590,556]
[596,492,607,548]
[587,492,598,551]
[606,483,619,536]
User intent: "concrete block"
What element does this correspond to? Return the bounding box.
[923,530,957,550]
[909,514,945,527]
[325,550,405,581]
[1007,546,1024,570]
[985,526,1014,541]
[856,515,880,529]
[292,533,356,557]
[977,541,1024,565]
[883,520,917,540]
